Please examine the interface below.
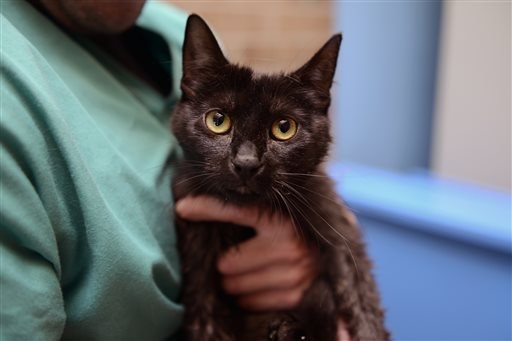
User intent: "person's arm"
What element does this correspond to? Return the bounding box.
[176,195,351,340]
[0,128,66,340]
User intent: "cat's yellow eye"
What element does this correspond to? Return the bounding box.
[271,118,298,141]
[205,110,232,134]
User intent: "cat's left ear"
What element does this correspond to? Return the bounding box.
[181,14,228,97]
[293,34,342,94]
[182,14,228,70]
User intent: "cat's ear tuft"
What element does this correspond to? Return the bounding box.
[293,34,342,94]
[183,14,228,73]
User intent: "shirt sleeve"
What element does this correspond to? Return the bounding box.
[0,82,66,340]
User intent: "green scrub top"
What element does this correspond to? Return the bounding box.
[0,1,187,339]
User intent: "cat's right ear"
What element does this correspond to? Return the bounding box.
[181,14,228,97]
[293,33,342,95]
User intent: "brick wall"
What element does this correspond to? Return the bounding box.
[170,1,335,73]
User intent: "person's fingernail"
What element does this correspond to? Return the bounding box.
[175,200,183,214]
[175,198,190,217]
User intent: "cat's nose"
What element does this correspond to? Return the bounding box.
[232,156,262,180]
[231,142,263,180]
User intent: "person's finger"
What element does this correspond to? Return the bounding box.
[222,257,314,295]
[175,196,272,231]
[236,282,310,311]
[218,236,308,275]
[338,320,351,341]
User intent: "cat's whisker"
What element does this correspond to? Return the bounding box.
[272,187,304,242]
[281,173,362,215]
[181,160,209,165]
[174,173,212,187]
[268,189,294,246]
[264,190,280,246]
[189,174,219,194]
[278,172,328,178]
[202,175,222,195]
[267,191,285,248]
[280,181,359,274]
[276,184,318,246]
[280,188,330,247]
[269,186,291,244]
[287,178,361,216]
[284,177,349,208]
[282,182,354,242]
[174,169,222,197]
[275,180,328,246]
[175,160,211,169]
[143,161,205,176]
[140,162,169,172]
[266,191,276,215]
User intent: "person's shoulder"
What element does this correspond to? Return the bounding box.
[0,5,66,159]
[0,7,37,70]
[137,1,189,46]
[1,8,43,129]
[1,1,68,98]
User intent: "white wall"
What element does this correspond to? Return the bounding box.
[431,1,511,192]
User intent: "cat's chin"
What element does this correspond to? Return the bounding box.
[221,186,265,203]
[233,186,255,195]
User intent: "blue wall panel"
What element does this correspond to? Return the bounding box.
[363,218,511,340]
[331,163,512,340]
[333,1,442,171]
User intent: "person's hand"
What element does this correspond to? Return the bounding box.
[338,320,351,341]
[175,195,352,340]
[175,195,316,310]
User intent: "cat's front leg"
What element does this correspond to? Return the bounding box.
[330,249,390,341]
[177,220,237,341]
[182,291,235,341]
[267,278,338,341]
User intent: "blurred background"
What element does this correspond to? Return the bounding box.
[171,1,511,339]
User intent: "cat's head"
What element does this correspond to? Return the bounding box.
[172,14,341,202]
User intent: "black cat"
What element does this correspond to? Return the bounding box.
[171,14,390,341]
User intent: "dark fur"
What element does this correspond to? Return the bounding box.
[171,15,390,341]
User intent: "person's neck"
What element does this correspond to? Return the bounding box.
[90,34,170,96]
[26,0,169,96]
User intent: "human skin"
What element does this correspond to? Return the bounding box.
[26,1,350,338]
[28,0,146,34]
